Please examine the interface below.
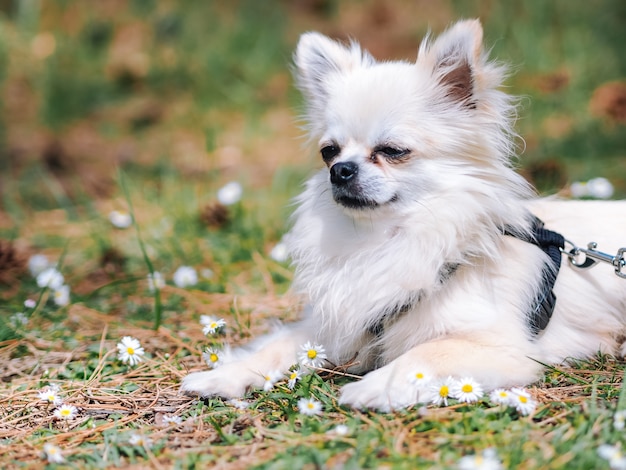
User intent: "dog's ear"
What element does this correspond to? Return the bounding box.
[294,32,374,106]
[420,19,485,108]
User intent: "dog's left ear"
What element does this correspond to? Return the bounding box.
[420,19,485,107]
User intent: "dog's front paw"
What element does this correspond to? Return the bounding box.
[339,365,425,411]
[181,365,263,399]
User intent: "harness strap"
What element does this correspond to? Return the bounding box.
[505,216,565,335]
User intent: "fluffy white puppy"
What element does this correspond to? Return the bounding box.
[182,19,626,410]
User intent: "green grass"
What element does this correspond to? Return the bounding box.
[1,0,626,468]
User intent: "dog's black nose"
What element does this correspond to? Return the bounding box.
[330,162,358,185]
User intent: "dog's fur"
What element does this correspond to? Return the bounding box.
[182,20,626,410]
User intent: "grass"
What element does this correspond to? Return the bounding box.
[1,0,626,468]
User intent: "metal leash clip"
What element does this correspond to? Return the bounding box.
[561,240,626,279]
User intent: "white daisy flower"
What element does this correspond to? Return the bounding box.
[200,316,226,335]
[329,424,350,436]
[202,347,221,368]
[457,448,503,470]
[38,387,62,405]
[129,432,153,448]
[614,410,626,430]
[407,369,432,387]
[28,254,49,277]
[53,404,78,420]
[52,285,70,307]
[24,299,37,309]
[587,177,614,199]
[217,181,242,206]
[162,415,183,426]
[429,376,455,407]
[43,443,65,463]
[36,267,64,290]
[570,181,588,198]
[147,271,165,292]
[450,377,484,403]
[297,397,323,416]
[298,341,327,368]
[10,312,28,327]
[269,241,289,262]
[108,210,133,229]
[489,388,513,406]
[262,370,283,391]
[227,399,251,410]
[598,444,626,470]
[173,265,198,288]
[116,336,145,366]
[509,387,537,416]
[287,369,302,389]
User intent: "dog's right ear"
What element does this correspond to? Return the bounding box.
[294,32,374,107]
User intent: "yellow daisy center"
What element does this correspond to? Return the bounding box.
[307,402,315,409]
[210,322,217,329]
[462,384,473,393]
[210,353,218,363]
[60,408,71,417]
[307,349,317,359]
[439,385,449,397]
[290,372,297,380]
[519,395,528,403]
[499,391,508,397]
[126,347,135,355]
[415,372,424,379]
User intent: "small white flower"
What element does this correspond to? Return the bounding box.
[52,285,70,307]
[287,369,302,389]
[227,399,251,410]
[200,268,214,279]
[200,316,226,335]
[450,377,484,404]
[36,267,64,290]
[217,181,242,205]
[116,336,145,366]
[329,424,350,436]
[43,443,65,463]
[24,299,37,309]
[614,410,626,430]
[457,448,503,470]
[129,432,153,448]
[202,347,221,368]
[173,265,198,288]
[108,210,133,228]
[10,312,28,327]
[570,181,588,198]
[298,341,327,368]
[53,404,78,420]
[28,254,49,277]
[598,444,626,470]
[429,376,455,407]
[407,369,432,387]
[489,388,513,406]
[262,370,283,391]
[269,241,289,262]
[297,397,323,416]
[587,177,614,199]
[509,387,537,416]
[162,415,183,426]
[38,387,62,405]
[147,271,165,292]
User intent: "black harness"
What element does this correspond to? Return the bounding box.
[505,216,565,335]
[368,215,565,338]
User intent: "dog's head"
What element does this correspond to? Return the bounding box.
[294,20,521,216]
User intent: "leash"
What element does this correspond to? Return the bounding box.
[561,240,626,279]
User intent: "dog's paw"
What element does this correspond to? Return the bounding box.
[181,365,263,399]
[338,365,426,411]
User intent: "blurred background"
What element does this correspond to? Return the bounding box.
[0,0,625,306]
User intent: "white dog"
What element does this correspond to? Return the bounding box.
[182,19,626,410]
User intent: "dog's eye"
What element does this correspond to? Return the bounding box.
[376,146,409,159]
[320,145,340,162]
